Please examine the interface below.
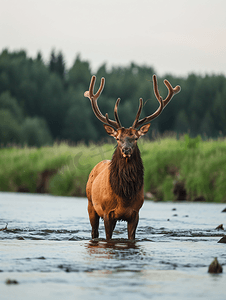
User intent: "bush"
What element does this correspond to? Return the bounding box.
[0,109,21,145]
[21,117,53,147]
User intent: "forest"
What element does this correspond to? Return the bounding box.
[0,48,226,147]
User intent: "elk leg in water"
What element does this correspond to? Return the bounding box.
[127,211,139,240]
[103,211,117,240]
[88,201,100,239]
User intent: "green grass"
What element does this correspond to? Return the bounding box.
[141,135,226,202]
[0,136,226,202]
[0,142,114,196]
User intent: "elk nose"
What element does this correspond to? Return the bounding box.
[122,147,131,155]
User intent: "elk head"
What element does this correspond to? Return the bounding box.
[103,125,150,159]
[84,75,181,159]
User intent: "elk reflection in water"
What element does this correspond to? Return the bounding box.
[85,239,143,262]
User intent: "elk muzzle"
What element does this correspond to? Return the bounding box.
[122,147,132,158]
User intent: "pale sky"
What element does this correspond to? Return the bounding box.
[1,0,226,76]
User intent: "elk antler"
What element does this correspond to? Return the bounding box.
[84,76,122,129]
[132,74,181,128]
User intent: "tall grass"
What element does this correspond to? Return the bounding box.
[142,135,226,202]
[0,142,114,196]
[0,136,225,202]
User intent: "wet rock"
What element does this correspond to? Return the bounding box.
[221,208,226,213]
[146,188,163,201]
[173,181,187,200]
[218,235,226,243]
[193,196,206,202]
[208,257,223,274]
[0,223,8,231]
[58,264,71,272]
[215,224,224,230]
[145,192,154,200]
[5,279,19,285]
[17,186,30,193]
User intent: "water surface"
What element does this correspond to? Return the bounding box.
[0,192,225,299]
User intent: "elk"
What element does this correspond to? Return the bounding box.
[84,74,181,240]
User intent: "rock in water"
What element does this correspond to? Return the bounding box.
[208,257,223,274]
[215,224,224,230]
[218,235,226,243]
[5,279,19,285]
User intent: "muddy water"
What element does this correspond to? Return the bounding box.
[0,192,225,300]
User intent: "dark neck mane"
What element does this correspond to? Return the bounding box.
[109,145,144,202]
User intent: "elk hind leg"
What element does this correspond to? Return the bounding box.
[103,211,116,240]
[127,211,139,240]
[88,201,100,239]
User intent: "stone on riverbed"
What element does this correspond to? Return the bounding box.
[218,235,226,243]
[215,224,224,230]
[208,257,223,274]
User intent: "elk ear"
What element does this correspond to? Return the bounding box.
[103,124,117,137]
[137,123,151,136]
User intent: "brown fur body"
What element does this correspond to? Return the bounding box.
[86,130,145,240]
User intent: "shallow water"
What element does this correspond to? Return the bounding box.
[0,192,225,300]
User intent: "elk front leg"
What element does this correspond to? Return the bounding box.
[88,201,100,239]
[127,211,139,240]
[103,211,116,240]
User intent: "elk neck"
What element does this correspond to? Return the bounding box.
[109,144,144,203]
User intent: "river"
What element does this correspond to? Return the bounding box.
[0,192,225,299]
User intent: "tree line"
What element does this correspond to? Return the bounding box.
[0,48,225,147]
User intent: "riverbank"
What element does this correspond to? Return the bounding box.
[0,135,225,202]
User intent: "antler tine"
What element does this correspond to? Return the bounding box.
[94,77,105,99]
[89,75,96,98]
[163,79,181,107]
[133,74,180,128]
[84,76,122,129]
[114,98,122,128]
[86,75,105,101]
[153,74,161,101]
[84,76,106,124]
[132,98,146,128]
